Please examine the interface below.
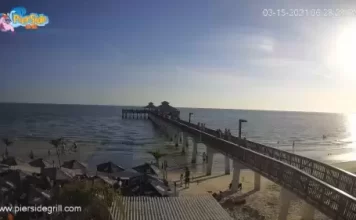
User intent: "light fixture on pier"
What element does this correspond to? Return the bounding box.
[189,113,194,123]
[238,119,247,138]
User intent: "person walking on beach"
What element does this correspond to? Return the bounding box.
[292,141,295,153]
[202,152,206,163]
[184,167,190,188]
[174,182,177,195]
[164,160,168,171]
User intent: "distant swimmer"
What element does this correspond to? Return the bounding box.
[323,135,327,139]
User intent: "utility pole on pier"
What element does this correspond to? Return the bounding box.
[189,113,193,123]
[238,119,247,138]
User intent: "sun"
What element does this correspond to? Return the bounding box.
[327,21,356,80]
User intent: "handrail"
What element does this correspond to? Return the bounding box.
[124,109,356,198]
[149,113,356,220]
[175,118,356,198]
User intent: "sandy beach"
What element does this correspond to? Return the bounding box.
[2,138,355,220]
[158,148,353,220]
[0,139,97,167]
[332,160,356,173]
[167,168,332,220]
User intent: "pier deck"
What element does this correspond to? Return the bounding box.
[122,106,356,220]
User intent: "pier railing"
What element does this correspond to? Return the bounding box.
[174,118,356,199]
[149,113,356,220]
[124,109,356,199]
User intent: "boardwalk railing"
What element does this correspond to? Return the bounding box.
[126,109,356,199]
[174,117,356,199]
[149,113,356,220]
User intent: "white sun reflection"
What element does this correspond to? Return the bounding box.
[347,114,356,142]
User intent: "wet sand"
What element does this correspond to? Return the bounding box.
[333,160,356,173]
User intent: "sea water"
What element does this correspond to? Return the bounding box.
[0,103,355,170]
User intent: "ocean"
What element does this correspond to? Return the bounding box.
[0,103,355,169]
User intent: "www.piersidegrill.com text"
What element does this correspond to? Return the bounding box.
[0,205,82,215]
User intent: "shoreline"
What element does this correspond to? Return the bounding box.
[0,139,97,168]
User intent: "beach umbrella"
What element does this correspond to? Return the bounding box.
[62,160,86,171]
[1,157,19,166]
[111,169,143,181]
[146,150,166,166]
[132,163,161,176]
[28,158,50,168]
[41,167,72,182]
[96,161,124,173]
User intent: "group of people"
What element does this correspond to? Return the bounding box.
[176,167,191,188]
[161,160,168,179]
[47,142,78,157]
[161,160,168,170]
[197,122,206,131]
[216,128,232,139]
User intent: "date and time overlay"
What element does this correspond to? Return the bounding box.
[262,8,356,17]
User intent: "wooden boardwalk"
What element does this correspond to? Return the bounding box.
[147,112,356,220]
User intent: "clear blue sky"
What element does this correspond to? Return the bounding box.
[2,0,356,113]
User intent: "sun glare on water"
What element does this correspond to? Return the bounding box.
[348,113,356,143]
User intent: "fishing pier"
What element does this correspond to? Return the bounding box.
[122,102,356,220]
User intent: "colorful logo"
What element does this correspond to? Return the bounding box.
[0,7,49,33]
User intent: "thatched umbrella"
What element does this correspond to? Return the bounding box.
[29,158,50,168]
[41,167,72,183]
[1,156,20,166]
[132,163,161,176]
[62,160,86,171]
[96,161,124,173]
[146,150,166,166]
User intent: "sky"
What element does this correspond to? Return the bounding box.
[2,0,356,113]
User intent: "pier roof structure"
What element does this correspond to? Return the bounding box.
[157,101,180,118]
[144,102,156,109]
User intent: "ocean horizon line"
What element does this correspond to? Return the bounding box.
[0,101,347,115]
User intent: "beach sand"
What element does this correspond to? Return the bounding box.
[164,163,332,220]
[0,139,97,167]
[333,160,356,173]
